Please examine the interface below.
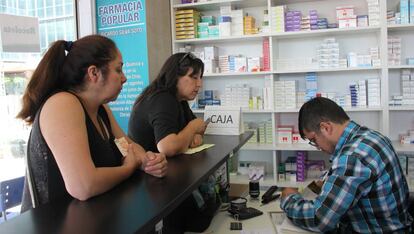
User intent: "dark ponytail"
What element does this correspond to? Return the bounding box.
[17,35,117,124]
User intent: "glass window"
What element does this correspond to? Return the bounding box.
[0,0,77,190]
[9,0,16,9]
[65,18,75,40]
[36,0,44,18]
[46,22,56,45]
[39,23,47,50]
[56,19,65,39]
[45,6,53,18]
[18,0,26,9]
[55,2,63,16]
[64,2,72,16]
[36,0,43,8]
[37,7,44,18]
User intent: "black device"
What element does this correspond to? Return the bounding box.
[261,185,279,204]
[228,207,263,220]
[249,180,260,199]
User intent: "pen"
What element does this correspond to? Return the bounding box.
[249,174,256,181]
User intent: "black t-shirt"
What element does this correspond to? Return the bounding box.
[128,91,195,152]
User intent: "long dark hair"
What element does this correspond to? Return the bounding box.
[17,35,118,124]
[135,52,204,105]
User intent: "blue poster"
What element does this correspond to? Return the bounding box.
[96,0,149,132]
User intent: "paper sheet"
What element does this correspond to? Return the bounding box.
[183,144,215,154]
[241,228,274,234]
[270,212,313,234]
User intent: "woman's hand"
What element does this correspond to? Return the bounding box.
[189,118,208,135]
[122,144,139,171]
[139,151,167,178]
[190,134,203,148]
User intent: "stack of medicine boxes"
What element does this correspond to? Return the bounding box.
[388,36,401,66]
[296,151,307,182]
[367,0,380,26]
[231,9,244,36]
[285,10,301,32]
[401,69,414,106]
[244,15,258,35]
[318,38,340,69]
[336,6,356,28]
[271,5,286,32]
[274,80,297,110]
[305,73,318,101]
[175,9,200,40]
[203,46,218,74]
[367,78,380,107]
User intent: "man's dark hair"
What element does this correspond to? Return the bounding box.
[298,97,350,139]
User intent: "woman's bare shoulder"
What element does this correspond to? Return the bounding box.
[41,92,84,122]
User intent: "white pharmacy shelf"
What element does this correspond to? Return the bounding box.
[389,106,414,111]
[392,141,414,152]
[275,66,381,74]
[204,67,381,77]
[173,33,267,44]
[387,24,414,32]
[242,143,276,151]
[343,107,383,112]
[173,0,267,11]
[270,26,380,39]
[275,107,382,113]
[192,109,274,114]
[230,174,313,188]
[193,107,382,114]
[230,174,276,187]
[388,65,414,70]
[204,71,273,77]
[242,143,317,151]
[174,27,380,44]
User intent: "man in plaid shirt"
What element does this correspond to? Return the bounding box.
[281,97,412,233]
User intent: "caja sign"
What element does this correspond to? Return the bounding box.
[204,106,244,135]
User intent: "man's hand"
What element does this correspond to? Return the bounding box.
[281,187,299,199]
[139,151,168,178]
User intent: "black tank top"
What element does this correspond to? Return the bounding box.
[21,93,123,211]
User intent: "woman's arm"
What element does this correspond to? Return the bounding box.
[156,118,206,157]
[102,105,167,178]
[40,93,138,201]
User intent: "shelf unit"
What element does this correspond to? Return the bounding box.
[171,0,414,188]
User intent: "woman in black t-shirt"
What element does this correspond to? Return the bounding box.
[129,53,219,233]
[18,35,167,211]
[129,52,207,156]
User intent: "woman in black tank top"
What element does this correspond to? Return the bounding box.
[17,35,167,211]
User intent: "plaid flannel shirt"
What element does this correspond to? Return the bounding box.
[281,121,412,233]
